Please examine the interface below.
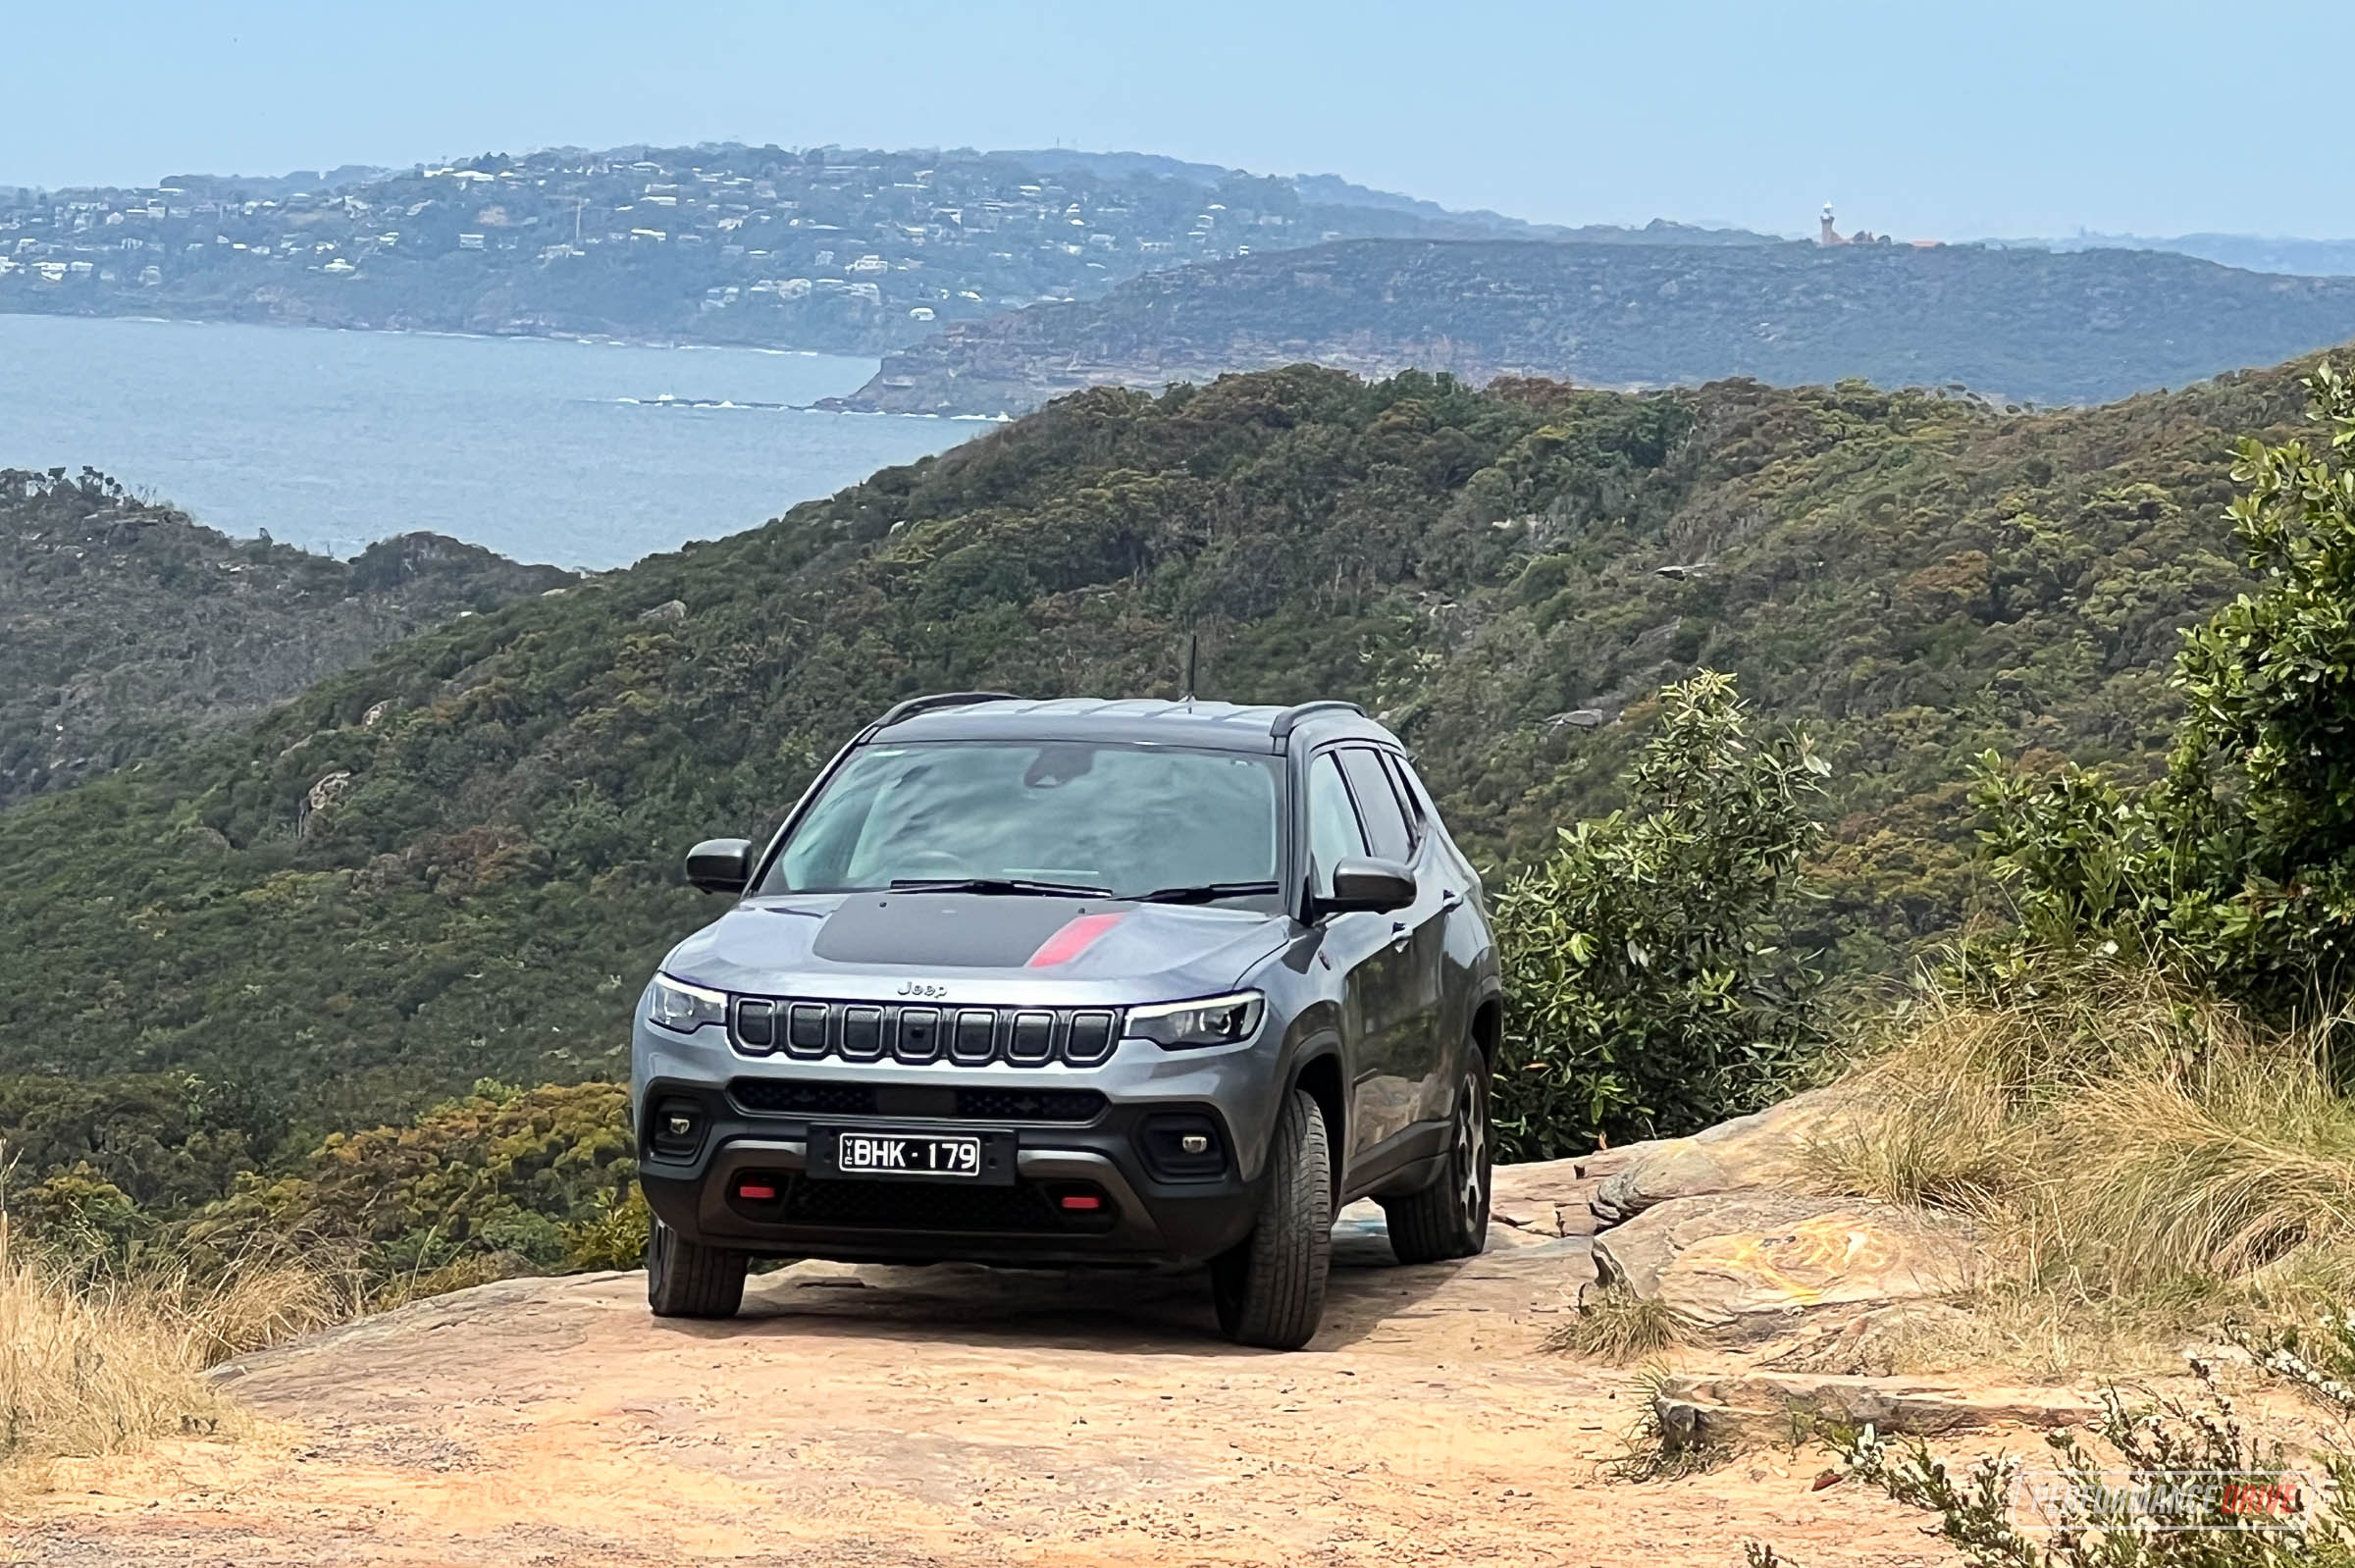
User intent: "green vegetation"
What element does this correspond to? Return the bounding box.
[1831,1351,2355,1565]
[0,467,570,806]
[1492,671,1826,1155]
[1790,369,2355,1373]
[13,1078,641,1296]
[1739,373,2355,1566]
[0,350,2333,1231]
[837,237,2355,414]
[1977,363,2355,1013]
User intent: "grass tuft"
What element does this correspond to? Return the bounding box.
[1546,1282,1692,1363]
[1799,953,2355,1371]
[0,1216,347,1490]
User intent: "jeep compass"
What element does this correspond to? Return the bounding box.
[632,694,1500,1349]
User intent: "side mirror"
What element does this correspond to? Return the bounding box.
[1317,857,1417,917]
[684,837,753,895]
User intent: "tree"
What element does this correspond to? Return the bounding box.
[1978,363,2355,1013]
[1491,672,1828,1157]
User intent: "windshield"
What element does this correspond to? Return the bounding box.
[761,741,1282,899]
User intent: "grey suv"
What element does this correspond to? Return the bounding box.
[631,695,1500,1349]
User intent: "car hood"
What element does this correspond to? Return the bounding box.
[661,891,1292,1007]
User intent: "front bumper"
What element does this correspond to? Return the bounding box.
[632,1016,1284,1267]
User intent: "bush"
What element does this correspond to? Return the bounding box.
[1491,671,1828,1157]
[177,1080,636,1287]
[1832,1348,2355,1565]
[1977,362,2355,1015]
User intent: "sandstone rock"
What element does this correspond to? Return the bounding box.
[1490,1157,1602,1240]
[1653,1370,2097,1452]
[1590,1088,1850,1226]
[1592,1190,1975,1343]
[306,769,354,813]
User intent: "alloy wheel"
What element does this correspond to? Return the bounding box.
[1455,1078,1490,1230]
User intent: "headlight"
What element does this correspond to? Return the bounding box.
[1125,990,1265,1050]
[648,973,728,1033]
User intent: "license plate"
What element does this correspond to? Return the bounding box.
[823,1128,986,1179]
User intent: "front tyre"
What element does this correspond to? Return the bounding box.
[646,1216,749,1319]
[1211,1087,1333,1350]
[1381,1057,1492,1264]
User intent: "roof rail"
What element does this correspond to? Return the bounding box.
[865,691,1021,735]
[1268,700,1366,741]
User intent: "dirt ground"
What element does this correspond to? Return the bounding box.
[3,1196,1967,1568]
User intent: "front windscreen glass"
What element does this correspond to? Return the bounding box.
[761,741,1282,898]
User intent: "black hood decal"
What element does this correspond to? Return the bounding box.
[811,894,1117,968]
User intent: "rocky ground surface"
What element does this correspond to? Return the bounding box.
[4,1131,2092,1566]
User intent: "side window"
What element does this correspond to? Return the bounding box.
[1305,752,1368,898]
[1337,748,1413,864]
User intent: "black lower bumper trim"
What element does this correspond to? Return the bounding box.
[642,1142,1259,1266]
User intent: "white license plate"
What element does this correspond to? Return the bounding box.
[831,1130,983,1178]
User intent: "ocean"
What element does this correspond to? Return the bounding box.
[0,313,983,568]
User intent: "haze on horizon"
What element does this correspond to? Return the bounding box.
[10,0,2349,242]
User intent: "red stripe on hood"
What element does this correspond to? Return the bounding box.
[1025,911,1126,968]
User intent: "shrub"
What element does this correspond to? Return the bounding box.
[1977,362,2355,1014]
[1834,1352,2355,1565]
[1491,671,1828,1157]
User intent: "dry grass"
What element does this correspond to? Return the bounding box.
[0,1217,349,1490]
[1798,956,2355,1371]
[1547,1282,1694,1363]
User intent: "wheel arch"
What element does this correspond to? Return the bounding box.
[1286,1046,1347,1206]
[1469,991,1502,1072]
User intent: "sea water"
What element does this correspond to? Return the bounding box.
[0,313,979,569]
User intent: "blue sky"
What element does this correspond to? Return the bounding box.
[10,0,2345,238]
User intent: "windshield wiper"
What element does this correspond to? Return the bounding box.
[888,877,1113,898]
[1133,880,1282,905]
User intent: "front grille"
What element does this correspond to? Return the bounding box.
[731,999,1122,1069]
[727,1077,1107,1124]
[782,1176,1062,1232]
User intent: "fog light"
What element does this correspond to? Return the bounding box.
[647,1098,706,1161]
[1139,1112,1227,1181]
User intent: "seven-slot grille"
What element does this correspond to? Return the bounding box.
[731,998,1122,1068]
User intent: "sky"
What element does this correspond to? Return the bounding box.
[10,0,2350,240]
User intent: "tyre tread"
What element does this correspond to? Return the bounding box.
[1213,1088,1333,1349]
[647,1219,750,1319]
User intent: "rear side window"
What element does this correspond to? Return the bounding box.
[1336,748,1413,863]
[1304,752,1368,898]
[1381,752,1431,844]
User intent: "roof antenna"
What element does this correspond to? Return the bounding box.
[1182,632,1199,704]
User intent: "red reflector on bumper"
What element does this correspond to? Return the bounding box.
[737,1182,778,1201]
[1058,1193,1103,1211]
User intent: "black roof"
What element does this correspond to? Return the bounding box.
[870,697,1395,753]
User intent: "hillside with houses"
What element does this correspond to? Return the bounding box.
[0,144,1766,355]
